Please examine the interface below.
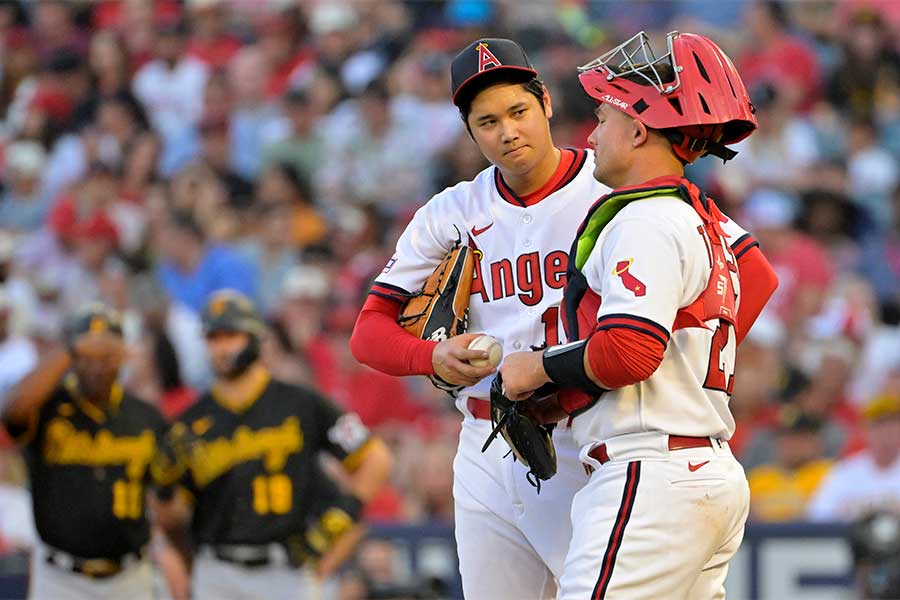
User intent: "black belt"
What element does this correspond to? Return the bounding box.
[210,542,304,569]
[45,547,142,579]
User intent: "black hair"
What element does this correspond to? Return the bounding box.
[152,331,184,391]
[359,78,391,102]
[762,1,790,29]
[268,161,312,204]
[100,90,152,131]
[168,209,205,241]
[284,88,310,106]
[457,72,546,134]
[0,1,28,27]
[45,49,84,74]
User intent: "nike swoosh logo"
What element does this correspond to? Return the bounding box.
[472,223,494,236]
[688,461,710,472]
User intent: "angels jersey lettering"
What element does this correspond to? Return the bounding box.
[373,148,609,407]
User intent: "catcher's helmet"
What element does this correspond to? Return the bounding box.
[578,31,757,163]
[201,290,266,378]
[65,302,123,346]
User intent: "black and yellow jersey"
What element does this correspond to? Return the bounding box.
[5,374,172,559]
[173,373,372,546]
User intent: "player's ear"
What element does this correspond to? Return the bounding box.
[631,117,649,148]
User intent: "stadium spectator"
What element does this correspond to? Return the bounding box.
[808,393,900,521]
[155,209,258,313]
[826,8,900,120]
[737,0,822,113]
[132,20,208,174]
[0,287,36,403]
[253,161,327,249]
[0,140,51,232]
[193,114,253,209]
[184,0,241,70]
[226,46,285,180]
[747,409,833,522]
[260,89,325,187]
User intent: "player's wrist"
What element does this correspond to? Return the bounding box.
[542,339,607,396]
[419,339,440,375]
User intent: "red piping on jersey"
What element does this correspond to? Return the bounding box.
[731,233,758,260]
[595,314,670,346]
[350,294,437,376]
[592,460,642,600]
[494,148,587,207]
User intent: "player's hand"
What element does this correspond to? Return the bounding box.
[499,351,551,401]
[313,522,367,581]
[432,333,496,387]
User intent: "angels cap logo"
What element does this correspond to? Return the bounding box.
[476,42,502,72]
[613,258,646,296]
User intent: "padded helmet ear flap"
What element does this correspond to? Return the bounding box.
[663,124,738,164]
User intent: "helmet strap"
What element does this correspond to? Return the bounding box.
[663,129,738,163]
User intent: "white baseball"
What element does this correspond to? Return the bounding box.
[467,335,503,368]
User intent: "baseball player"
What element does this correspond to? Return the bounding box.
[1,303,179,600]
[350,38,610,598]
[155,290,392,600]
[499,31,779,599]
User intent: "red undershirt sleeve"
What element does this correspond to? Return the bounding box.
[584,327,666,389]
[734,246,779,345]
[349,294,437,376]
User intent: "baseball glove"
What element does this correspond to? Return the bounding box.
[398,235,476,394]
[481,374,560,491]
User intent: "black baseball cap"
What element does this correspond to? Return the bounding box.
[450,38,537,106]
[66,303,124,343]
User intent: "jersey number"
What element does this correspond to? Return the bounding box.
[541,307,561,347]
[252,474,293,515]
[112,480,143,519]
[703,322,736,395]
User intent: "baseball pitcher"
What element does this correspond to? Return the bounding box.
[351,38,610,598]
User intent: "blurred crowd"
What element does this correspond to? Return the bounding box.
[0,0,899,595]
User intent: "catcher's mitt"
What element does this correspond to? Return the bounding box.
[398,235,476,394]
[482,374,559,491]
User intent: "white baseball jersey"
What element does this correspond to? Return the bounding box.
[374,148,610,412]
[807,452,900,522]
[371,148,609,598]
[556,181,756,600]
[569,188,750,448]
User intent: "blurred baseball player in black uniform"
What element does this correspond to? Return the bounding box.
[155,290,392,600]
[1,303,181,600]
